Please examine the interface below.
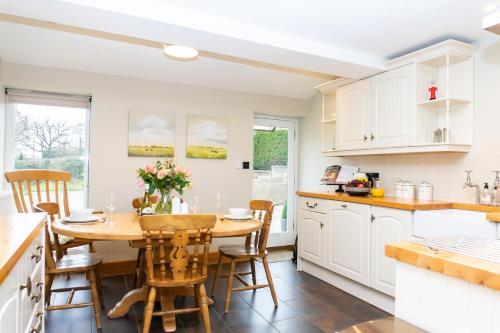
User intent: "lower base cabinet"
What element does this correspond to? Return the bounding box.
[298,198,412,297]
[370,207,412,296]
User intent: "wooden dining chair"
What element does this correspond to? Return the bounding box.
[140,214,217,333]
[34,202,104,331]
[210,200,277,313]
[4,169,96,258]
[130,195,159,288]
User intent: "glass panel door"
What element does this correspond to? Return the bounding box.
[253,116,296,246]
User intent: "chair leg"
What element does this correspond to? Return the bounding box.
[89,242,96,253]
[89,269,102,330]
[137,249,145,288]
[210,252,224,297]
[95,266,104,307]
[198,284,211,333]
[250,258,257,286]
[45,273,54,306]
[224,259,236,314]
[133,249,143,288]
[262,257,278,307]
[143,287,156,333]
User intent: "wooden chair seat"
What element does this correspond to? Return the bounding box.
[50,253,103,273]
[218,245,268,259]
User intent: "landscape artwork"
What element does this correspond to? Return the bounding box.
[186,115,227,159]
[128,111,175,157]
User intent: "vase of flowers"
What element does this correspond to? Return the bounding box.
[136,160,192,214]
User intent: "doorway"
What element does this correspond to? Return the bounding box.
[253,116,297,246]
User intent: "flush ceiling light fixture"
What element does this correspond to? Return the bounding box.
[163,44,199,60]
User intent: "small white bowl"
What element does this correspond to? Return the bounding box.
[71,208,94,219]
[228,208,248,217]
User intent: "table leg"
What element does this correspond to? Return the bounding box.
[107,286,147,318]
[161,289,176,332]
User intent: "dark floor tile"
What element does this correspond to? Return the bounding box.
[179,307,233,333]
[222,308,279,333]
[239,289,298,322]
[272,316,324,333]
[335,302,389,324]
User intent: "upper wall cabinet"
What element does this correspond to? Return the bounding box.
[316,40,476,157]
[336,79,372,151]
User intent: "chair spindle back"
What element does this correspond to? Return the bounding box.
[4,169,72,218]
[139,214,217,284]
[248,200,274,255]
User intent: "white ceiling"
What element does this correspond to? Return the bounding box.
[0,0,499,100]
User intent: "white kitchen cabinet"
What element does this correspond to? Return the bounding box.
[370,207,412,296]
[325,201,371,285]
[298,209,326,266]
[336,79,371,151]
[371,65,416,148]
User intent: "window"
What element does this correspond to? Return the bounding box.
[4,89,91,208]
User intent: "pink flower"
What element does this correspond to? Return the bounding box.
[151,167,157,175]
[136,178,145,188]
[145,164,155,173]
[184,168,192,177]
[157,169,167,180]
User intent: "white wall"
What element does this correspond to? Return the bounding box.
[299,40,500,203]
[2,63,307,261]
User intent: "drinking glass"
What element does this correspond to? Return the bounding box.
[216,192,221,217]
[105,193,117,223]
[191,195,199,214]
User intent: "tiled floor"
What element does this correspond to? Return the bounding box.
[45,260,391,333]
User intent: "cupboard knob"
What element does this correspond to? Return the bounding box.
[363,135,368,142]
[370,134,375,141]
[31,245,43,263]
[20,276,32,296]
[341,204,347,208]
[320,222,324,228]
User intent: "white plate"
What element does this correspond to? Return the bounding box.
[224,214,253,220]
[62,215,101,223]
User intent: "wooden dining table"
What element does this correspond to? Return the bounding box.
[51,212,262,332]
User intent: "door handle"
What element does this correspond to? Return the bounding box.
[363,135,368,142]
[20,276,32,296]
[370,134,375,141]
[320,222,324,229]
[306,202,318,209]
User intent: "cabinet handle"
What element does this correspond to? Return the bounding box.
[20,276,32,296]
[341,204,347,208]
[31,282,43,303]
[320,222,324,229]
[371,214,376,222]
[363,135,368,142]
[30,311,43,333]
[306,202,318,209]
[370,134,375,141]
[31,245,43,263]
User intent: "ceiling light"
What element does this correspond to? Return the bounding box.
[163,44,199,60]
[484,3,498,13]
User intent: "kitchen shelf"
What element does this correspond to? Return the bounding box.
[323,144,471,157]
[417,97,470,108]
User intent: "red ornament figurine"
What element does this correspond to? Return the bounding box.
[428,79,438,100]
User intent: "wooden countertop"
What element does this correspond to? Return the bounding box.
[385,241,500,291]
[297,191,500,216]
[0,213,46,284]
[297,191,453,211]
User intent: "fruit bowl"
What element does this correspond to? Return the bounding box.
[345,186,371,196]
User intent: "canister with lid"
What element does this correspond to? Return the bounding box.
[401,181,415,200]
[395,180,404,198]
[417,181,433,201]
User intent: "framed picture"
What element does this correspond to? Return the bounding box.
[128,111,175,157]
[186,115,227,159]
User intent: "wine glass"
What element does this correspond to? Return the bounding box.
[105,193,117,223]
[191,195,199,214]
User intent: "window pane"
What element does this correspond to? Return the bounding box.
[14,103,87,208]
[252,126,288,233]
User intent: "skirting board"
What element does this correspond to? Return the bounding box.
[298,258,395,314]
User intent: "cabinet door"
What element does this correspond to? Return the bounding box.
[0,286,19,333]
[371,64,416,148]
[336,79,371,151]
[298,209,326,266]
[325,202,371,285]
[370,206,412,296]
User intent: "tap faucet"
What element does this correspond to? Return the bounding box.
[463,170,480,204]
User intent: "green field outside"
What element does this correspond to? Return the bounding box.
[128,145,174,157]
[186,146,227,159]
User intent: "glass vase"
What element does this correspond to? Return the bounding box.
[155,189,172,214]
